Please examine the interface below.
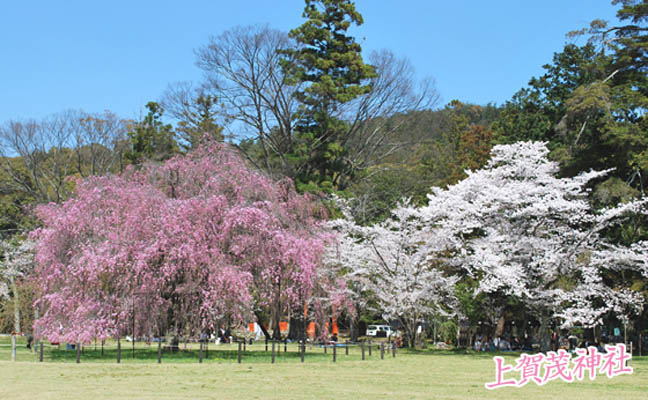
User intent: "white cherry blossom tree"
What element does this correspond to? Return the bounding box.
[330,142,648,350]
[1,239,35,334]
[328,203,458,348]
[420,141,648,349]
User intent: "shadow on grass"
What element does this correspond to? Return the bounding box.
[399,347,525,358]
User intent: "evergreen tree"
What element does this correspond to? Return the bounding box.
[126,102,178,165]
[494,0,648,185]
[282,0,376,192]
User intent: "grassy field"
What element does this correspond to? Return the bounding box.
[1,336,647,399]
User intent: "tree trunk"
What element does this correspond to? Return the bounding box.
[10,276,20,334]
[495,316,505,338]
[415,329,427,348]
[539,314,551,352]
[593,325,601,343]
[405,322,416,349]
[349,312,360,342]
[272,309,281,340]
[34,307,39,350]
[271,283,282,340]
[270,279,281,340]
[287,314,302,341]
[254,311,271,339]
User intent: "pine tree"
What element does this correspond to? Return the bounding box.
[282,0,376,192]
[126,102,178,165]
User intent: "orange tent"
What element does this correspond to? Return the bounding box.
[324,319,339,335]
[307,322,316,338]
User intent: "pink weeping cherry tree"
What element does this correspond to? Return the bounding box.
[31,142,330,344]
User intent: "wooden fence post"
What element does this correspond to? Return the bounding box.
[333,344,336,362]
[284,339,287,353]
[368,340,372,356]
[381,342,385,360]
[345,340,349,355]
[76,342,80,363]
[199,342,203,364]
[361,341,365,360]
[117,338,121,364]
[157,340,162,364]
[238,341,242,364]
[265,337,268,352]
[39,342,44,362]
[392,342,396,358]
[11,335,16,361]
[271,341,275,364]
[300,341,305,363]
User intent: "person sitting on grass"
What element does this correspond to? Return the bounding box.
[498,338,511,351]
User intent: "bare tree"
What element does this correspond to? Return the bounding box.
[195,25,302,176]
[0,110,130,204]
[194,26,439,187]
[0,112,76,203]
[160,81,225,150]
[74,110,130,177]
[336,49,440,187]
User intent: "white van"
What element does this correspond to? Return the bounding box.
[366,324,394,337]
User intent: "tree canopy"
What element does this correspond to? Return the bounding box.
[31,142,330,343]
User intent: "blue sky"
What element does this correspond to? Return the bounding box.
[0,1,620,122]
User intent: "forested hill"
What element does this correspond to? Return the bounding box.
[342,102,501,224]
[0,102,500,231]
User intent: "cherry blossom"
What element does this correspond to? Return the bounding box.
[327,200,458,347]
[31,142,328,343]
[419,142,648,340]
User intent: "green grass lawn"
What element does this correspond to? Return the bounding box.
[1,335,647,399]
